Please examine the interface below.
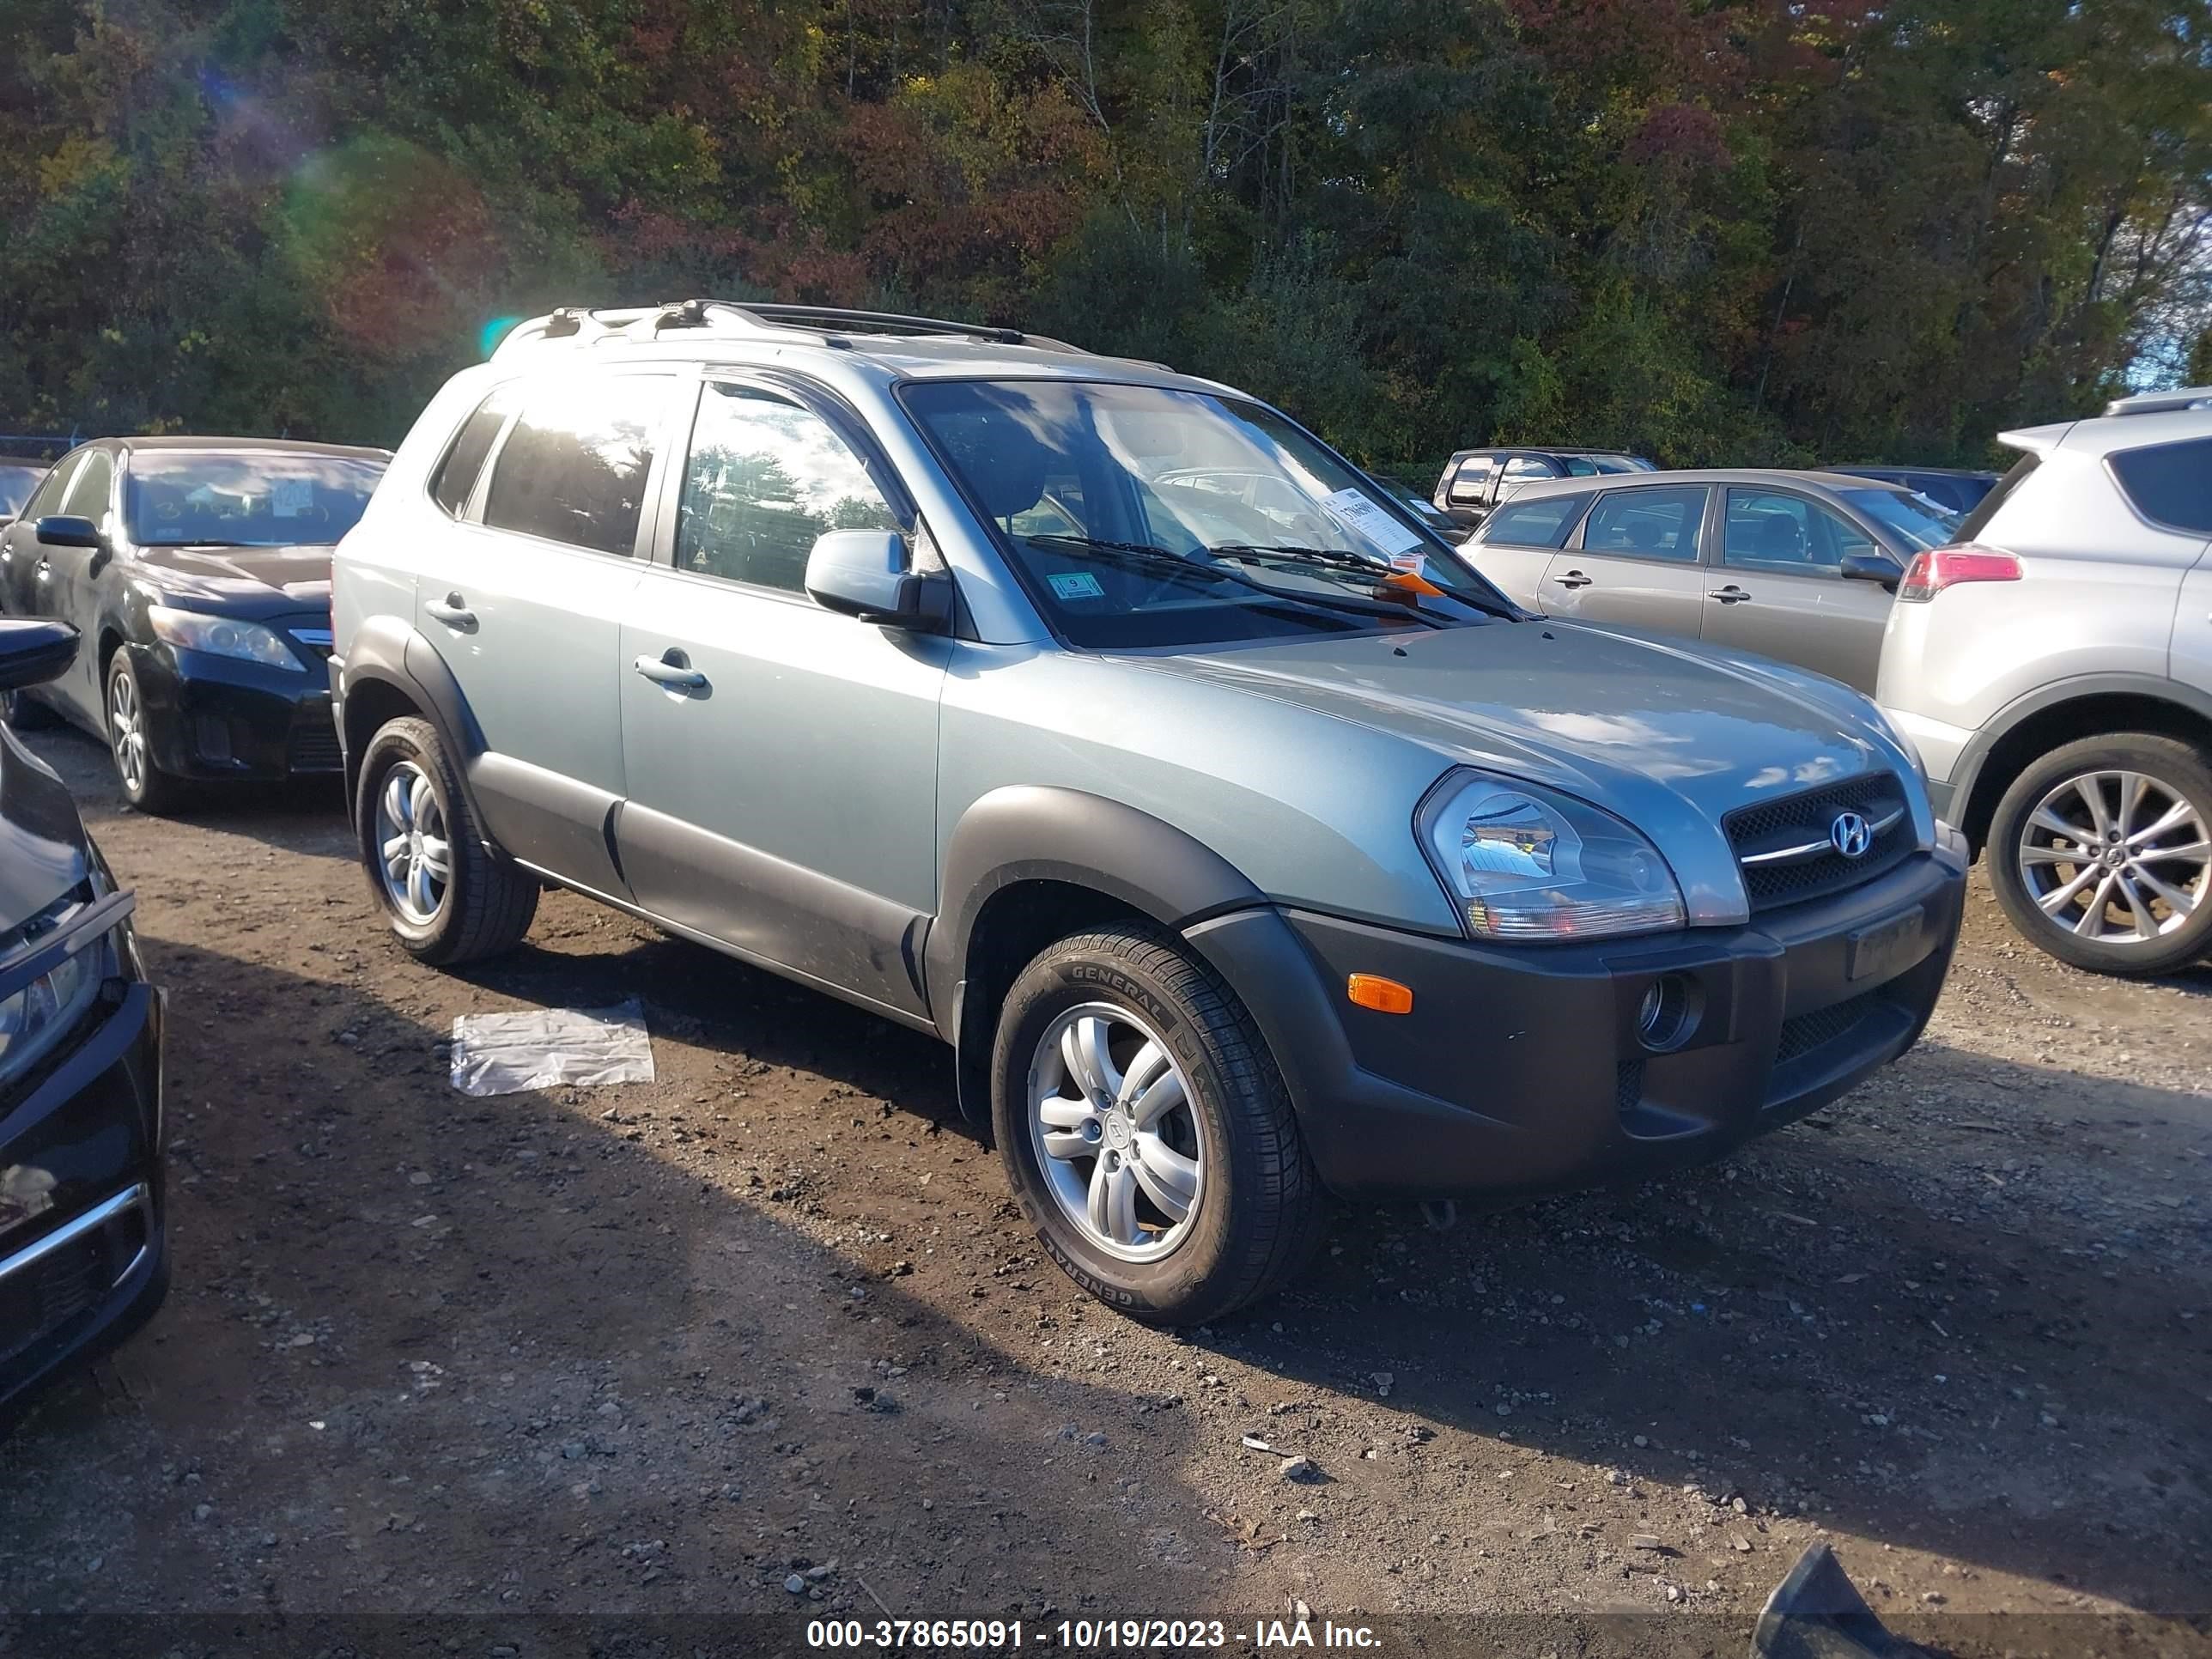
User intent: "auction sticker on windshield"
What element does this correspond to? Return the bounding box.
[1048,571,1107,602]
[1322,487,1424,556]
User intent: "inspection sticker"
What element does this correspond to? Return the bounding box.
[1322,487,1425,556]
[270,478,313,518]
[1048,571,1107,601]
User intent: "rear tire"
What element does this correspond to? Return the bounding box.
[105,651,190,815]
[355,715,537,965]
[992,924,1325,1325]
[1987,732,2212,976]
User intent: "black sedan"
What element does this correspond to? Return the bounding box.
[0,436,390,812]
[0,457,51,527]
[0,617,166,1429]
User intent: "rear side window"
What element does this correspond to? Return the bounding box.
[1481,493,1590,549]
[1581,486,1709,562]
[482,377,669,556]
[432,389,514,517]
[1954,453,2038,543]
[2109,438,2212,534]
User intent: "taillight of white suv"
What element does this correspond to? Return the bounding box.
[1895,544,2024,604]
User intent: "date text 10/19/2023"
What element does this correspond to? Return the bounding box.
[805,1620,1382,1651]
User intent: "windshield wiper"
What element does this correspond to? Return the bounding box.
[1211,543,1516,621]
[1024,532,1447,630]
[1021,533,1233,581]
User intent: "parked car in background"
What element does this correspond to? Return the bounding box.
[1460,469,1960,693]
[0,459,50,527]
[0,436,390,812]
[332,299,1961,1324]
[0,617,166,1430]
[1877,386,2212,975]
[1829,465,1999,514]
[1430,446,1656,534]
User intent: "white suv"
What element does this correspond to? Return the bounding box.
[1877,387,2212,975]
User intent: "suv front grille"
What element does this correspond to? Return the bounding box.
[1724,773,1912,912]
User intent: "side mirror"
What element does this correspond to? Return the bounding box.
[804,529,950,630]
[0,618,79,691]
[35,515,102,550]
[1841,549,1901,590]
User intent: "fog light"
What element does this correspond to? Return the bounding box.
[1636,974,1696,1051]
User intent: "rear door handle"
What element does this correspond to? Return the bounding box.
[33,560,51,583]
[633,652,708,691]
[1709,585,1752,604]
[1552,569,1592,588]
[425,593,476,629]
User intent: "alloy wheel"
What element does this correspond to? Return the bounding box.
[109,669,147,795]
[1027,1002,1205,1263]
[374,760,453,926]
[2016,769,2209,948]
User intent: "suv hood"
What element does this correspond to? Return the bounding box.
[0,730,94,935]
[1151,618,1917,921]
[134,543,333,617]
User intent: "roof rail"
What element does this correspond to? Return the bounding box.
[2103,386,2212,416]
[491,298,1088,360]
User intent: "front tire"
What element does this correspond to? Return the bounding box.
[355,715,538,965]
[1987,732,2212,976]
[991,925,1325,1325]
[105,651,189,815]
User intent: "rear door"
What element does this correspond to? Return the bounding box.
[1539,483,1711,641]
[615,376,951,1018]
[1,453,81,618]
[1461,490,1593,609]
[422,368,678,895]
[1702,486,1894,690]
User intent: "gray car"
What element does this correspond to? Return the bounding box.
[1877,388,2212,975]
[331,301,1966,1322]
[1462,469,1962,692]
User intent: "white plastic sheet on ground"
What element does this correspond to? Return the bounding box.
[448,1000,655,1097]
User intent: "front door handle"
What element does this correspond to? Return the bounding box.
[633,651,708,691]
[1709,585,1753,604]
[33,560,51,584]
[424,593,476,629]
[1552,569,1592,588]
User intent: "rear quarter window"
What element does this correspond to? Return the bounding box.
[2108,438,2212,534]
[1480,493,1591,549]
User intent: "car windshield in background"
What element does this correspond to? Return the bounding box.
[902,380,1509,647]
[125,452,386,548]
[0,464,45,518]
[1840,487,1960,552]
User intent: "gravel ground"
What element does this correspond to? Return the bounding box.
[1,726,2206,1656]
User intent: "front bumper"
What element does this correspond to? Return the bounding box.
[131,641,339,782]
[1188,838,1967,1202]
[0,943,167,1427]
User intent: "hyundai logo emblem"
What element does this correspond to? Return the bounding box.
[1830,811,1874,859]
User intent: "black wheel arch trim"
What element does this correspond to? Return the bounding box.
[1949,672,2212,835]
[928,786,1271,1128]
[334,614,493,837]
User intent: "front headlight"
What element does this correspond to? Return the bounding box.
[147,605,306,672]
[1416,770,1686,941]
[0,893,112,1087]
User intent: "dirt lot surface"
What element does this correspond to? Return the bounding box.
[2,726,2207,1656]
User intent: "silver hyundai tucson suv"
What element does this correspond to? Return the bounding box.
[331,301,1966,1322]
[1877,387,2212,976]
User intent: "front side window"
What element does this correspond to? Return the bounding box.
[2110,438,2212,534]
[21,453,82,523]
[59,451,112,522]
[483,375,669,556]
[1723,489,1841,574]
[125,450,388,547]
[1502,457,1558,484]
[674,384,901,593]
[1582,486,1708,562]
[1480,493,1591,549]
[902,378,1507,648]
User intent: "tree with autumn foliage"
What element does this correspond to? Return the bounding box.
[2,0,2206,471]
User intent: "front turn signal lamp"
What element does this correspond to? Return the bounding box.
[1346,974,1414,1014]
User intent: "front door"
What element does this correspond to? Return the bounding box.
[420,369,677,895]
[40,447,117,723]
[616,378,951,1019]
[1538,483,1711,642]
[1702,487,1896,690]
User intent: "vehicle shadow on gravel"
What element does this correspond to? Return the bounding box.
[27,723,354,858]
[1196,1036,2209,1613]
[0,937,1217,1626]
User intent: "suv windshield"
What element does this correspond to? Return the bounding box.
[1839,487,1960,551]
[125,451,386,548]
[902,380,1509,647]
